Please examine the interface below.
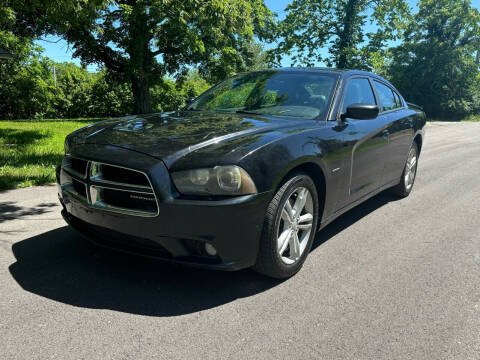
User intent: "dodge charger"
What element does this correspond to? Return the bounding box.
[57,68,426,278]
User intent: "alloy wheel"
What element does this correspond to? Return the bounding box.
[276,187,314,264]
[404,147,418,191]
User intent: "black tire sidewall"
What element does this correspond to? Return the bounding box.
[391,141,419,198]
[402,142,419,195]
[260,173,319,278]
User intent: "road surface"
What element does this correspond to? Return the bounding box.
[1,122,479,359]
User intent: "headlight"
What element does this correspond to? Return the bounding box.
[171,165,257,196]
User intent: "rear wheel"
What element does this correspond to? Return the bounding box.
[253,173,319,279]
[391,142,419,198]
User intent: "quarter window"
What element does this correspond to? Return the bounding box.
[342,78,376,113]
[393,91,403,108]
[373,81,397,112]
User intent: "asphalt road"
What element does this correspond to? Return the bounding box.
[1,122,479,360]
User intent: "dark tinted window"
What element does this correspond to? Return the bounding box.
[374,81,397,111]
[393,91,403,108]
[189,71,338,119]
[342,78,376,113]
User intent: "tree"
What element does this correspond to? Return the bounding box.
[150,70,210,112]
[273,0,409,69]
[10,0,273,114]
[51,63,95,118]
[388,0,480,117]
[200,41,271,84]
[0,28,133,119]
[0,32,53,119]
[89,72,133,117]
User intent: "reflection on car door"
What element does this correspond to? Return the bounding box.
[338,77,390,208]
[373,83,414,184]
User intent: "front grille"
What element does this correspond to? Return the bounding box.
[63,156,88,178]
[92,163,150,187]
[101,188,157,212]
[60,156,159,217]
[72,179,88,199]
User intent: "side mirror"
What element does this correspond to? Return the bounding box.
[185,97,196,106]
[342,104,379,120]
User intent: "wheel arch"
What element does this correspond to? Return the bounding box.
[413,133,423,155]
[276,161,327,225]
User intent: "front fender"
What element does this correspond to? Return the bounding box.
[238,124,348,219]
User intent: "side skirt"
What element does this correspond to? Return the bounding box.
[318,178,400,231]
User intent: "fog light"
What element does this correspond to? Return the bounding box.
[204,243,217,256]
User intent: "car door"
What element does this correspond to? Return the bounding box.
[337,77,391,207]
[372,82,415,184]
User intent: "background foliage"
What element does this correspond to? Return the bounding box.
[388,0,480,118]
[1,0,480,120]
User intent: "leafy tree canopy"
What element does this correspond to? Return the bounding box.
[272,0,410,69]
[388,0,480,117]
[7,0,274,114]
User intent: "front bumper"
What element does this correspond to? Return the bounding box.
[57,144,272,271]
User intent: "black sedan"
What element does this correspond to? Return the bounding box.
[57,68,426,278]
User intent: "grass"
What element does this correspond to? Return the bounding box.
[0,119,100,190]
[429,114,480,122]
[462,114,480,122]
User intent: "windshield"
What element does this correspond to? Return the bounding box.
[188,70,338,119]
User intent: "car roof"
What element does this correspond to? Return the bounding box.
[273,67,387,82]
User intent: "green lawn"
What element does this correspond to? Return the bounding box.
[0,119,101,190]
[429,114,480,122]
[463,114,480,121]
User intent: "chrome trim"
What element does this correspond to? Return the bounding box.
[90,185,158,217]
[89,201,157,217]
[60,157,159,218]
[63,155,88,179]
[89,161,152,190]
[90,184,157,195]
[89,185,159,217]
[61,180,89,204]
[90,174,152,190]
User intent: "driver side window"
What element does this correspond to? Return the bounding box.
[342,78,376,113]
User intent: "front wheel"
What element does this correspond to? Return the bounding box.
[253,173,319,279]
[390,142,419,198]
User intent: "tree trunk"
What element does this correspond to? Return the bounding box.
[337,0,358,69]
[337,51,348,69]
[131,73,151,114]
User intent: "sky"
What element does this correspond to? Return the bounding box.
[37,0,480,72]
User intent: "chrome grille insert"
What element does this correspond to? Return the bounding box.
[63,155,88,179]
[90,185,158,217]
[61,178,88,203]
[72,179,88,199]
[90,162,151,189]
[60,156,158,217]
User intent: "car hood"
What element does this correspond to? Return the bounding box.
[67,111,315,167]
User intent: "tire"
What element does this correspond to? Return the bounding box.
[390,142,419,198]
[253,173,319,279]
